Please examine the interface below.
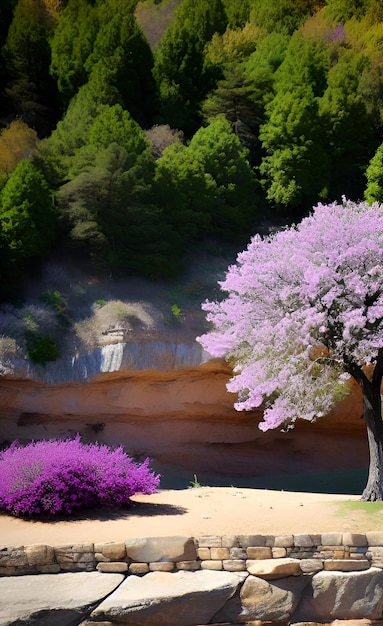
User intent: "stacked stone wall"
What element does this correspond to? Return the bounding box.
[2,532,383,577]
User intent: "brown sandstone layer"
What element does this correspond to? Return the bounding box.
[0,358,368,486]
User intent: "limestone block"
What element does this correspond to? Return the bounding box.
[97,562,129,573]
[95,553,109,562]
[0,547,28,567]
[274,535,294,548]
[239,574,310,622]
[321,533,343,546]
[94,542,127,561]
[91,569,243,626]
[125,536,196,562]
[294,535,315,548]
[324,559,370,572]
[128,562,149,575]
[272,548,287,558]
[222,535,239,548]
[230,547,247,560]
[211,548,230,560]
[247,557,302,579]
[25,544,55,566]
[201,560,223,570]
[0,571,124,625]
[149,562,175,572]
[292,567,383,622]
[239,535,266,548]
[197,536,222,548]
[366,532,383,546]
[176,561,200,570]
[342,533,367,547]
[223,559,247,572]
[299,559,324,574]
[197,548,210,560]
[36,564,61,574]
[246,547,272,559]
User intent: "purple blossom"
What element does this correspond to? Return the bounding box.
[0,435,160,517]
[198,199,383,432]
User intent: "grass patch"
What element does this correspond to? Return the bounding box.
[335,501,383,517]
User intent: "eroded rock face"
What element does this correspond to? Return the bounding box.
[91,570,246,625]
[292,567,383,622]
[0,571,124,626]
[0,358,368,484]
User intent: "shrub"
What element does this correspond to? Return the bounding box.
[26,333,60,365]
[0,436,160,517]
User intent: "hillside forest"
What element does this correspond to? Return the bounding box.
[1,0,383,298]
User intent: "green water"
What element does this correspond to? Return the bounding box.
[159,466,368,495]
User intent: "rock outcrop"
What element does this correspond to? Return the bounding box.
[0,355,368,487]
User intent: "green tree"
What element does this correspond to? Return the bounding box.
[155,117,258,240]
[250,0,323,35]
[258,34,330,212]
[50,0,98,103]
[365,143,383,204]
[153,0,228,133]
[319,49,375,200]
[2,0,59,134]
[0,160,56,274]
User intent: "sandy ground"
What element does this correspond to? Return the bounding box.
[1,487,383,548]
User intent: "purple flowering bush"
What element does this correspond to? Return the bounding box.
[0,436,160,517]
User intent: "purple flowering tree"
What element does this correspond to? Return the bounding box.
[198,199,383,500]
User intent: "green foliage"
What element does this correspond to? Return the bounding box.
[2,0,59,133]
[250,0,322,35]
[154,0,228,132]
[26,333,60,365]
[365,143,383,204]
[50,0,99,101]
[39,289,71,327]
[0,160,56,268]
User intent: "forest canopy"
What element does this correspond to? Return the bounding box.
[1,0,383,295]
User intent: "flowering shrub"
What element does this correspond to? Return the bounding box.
[0,436,160,517]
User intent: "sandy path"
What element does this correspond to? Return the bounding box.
[1,487,382,548]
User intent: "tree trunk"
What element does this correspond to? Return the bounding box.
[361,390,383,501]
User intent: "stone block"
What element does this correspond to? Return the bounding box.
[0,547,28,567]
[125,536,196,562]
[95,552,109,562]
[91,570,243,626]
[0,571,124,625]
[176,560,200,571]
[97,562,129,573]
[36,564,61,574]
[274,535,294,548]
[201,560,223,570]
[324,559,370,572]
[149,562,175,572]
[240,573,310,622]
[25,544,54,566]
[74,552,95,564]
[299,558,324,574]
[292,567,383,622]
[229,547,247,560]
[367,532,383,546]
[95,542,126,561]
[211,548,230,560]
[246,557,302,579]
[342,533,367,547]
[247,547,272,559]
[197,536,222,548]
[239,535,266,548]
[197,548,210,560]
[294,534,315,548]
[272,548,287,558]
[129,562,149,575]
[321,533,343,546]
[223,560,247,572]
[222,535,239,548]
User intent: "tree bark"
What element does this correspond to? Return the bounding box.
[346,349,383,501]
[361,391,383,501]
